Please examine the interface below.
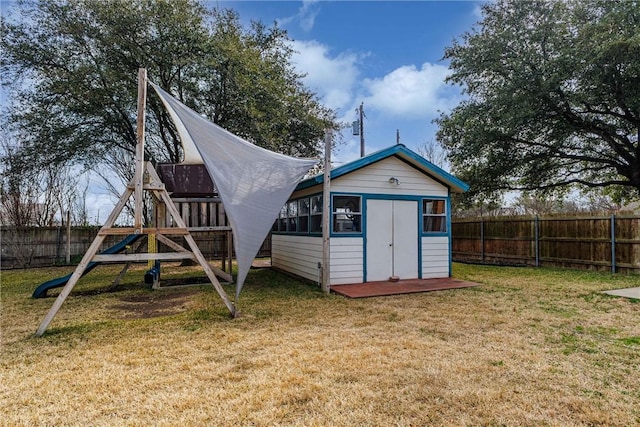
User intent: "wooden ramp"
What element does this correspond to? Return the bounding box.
[331,277,480,298]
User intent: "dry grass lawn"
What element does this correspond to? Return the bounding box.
[1,262,639,426]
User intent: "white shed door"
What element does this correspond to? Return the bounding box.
[366,200,418,281]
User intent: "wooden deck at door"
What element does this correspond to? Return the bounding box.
[331,277,480,298]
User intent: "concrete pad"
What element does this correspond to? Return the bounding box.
[602,287,640,300]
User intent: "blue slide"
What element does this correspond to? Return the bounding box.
[32,234,144,298]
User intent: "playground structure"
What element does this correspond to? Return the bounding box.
[35,69,235,336]
[36,68,317,336]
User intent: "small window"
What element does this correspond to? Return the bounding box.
[287,201,298,232]
[310,195,322,233]
[423,199,446,233]
[332,195,361,233]
[298,198,310,232]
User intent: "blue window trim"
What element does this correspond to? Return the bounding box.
[330,193,363,237]
[421,196,449,237]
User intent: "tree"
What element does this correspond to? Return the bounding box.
[417,139,448,169]
[0,135,83,226]
[436,0,640,202]
[0,0,337,178]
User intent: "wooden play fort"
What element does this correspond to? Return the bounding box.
[35,68,316,336]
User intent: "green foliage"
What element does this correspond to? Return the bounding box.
[437,0,640,201]
[0,0,337,175]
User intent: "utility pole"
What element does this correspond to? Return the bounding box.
[321,129,332,294]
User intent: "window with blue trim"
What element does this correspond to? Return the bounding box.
[273,195,322,233]
[332,195,361,233]
[423,199,446,233]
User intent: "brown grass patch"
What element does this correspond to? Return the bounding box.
[111,289,200,319]
[1,263,639,426]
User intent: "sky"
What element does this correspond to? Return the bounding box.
[0,0,484,224]
[221,0,482,165]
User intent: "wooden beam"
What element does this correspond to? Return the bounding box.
[92,253,195,262]
[171,197,222,203]
[98,227,189,236]
[155,233,190,253]
[134,68,147,232]
[187,226,233,232]
[155,233,232,282]
[36,234,107,336]
[211,266,232,283]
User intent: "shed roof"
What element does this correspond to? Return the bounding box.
[297,144,470,193]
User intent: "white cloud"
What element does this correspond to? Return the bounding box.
[298,0,320,32]
[289,40,362,112]
[277,0,320,32]
[361,63,458,118]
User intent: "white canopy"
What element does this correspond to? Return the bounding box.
[151,83,318,300]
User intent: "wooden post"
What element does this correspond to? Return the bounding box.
[65,210,71,264]
[611,214,616,273]
[534,215,539,267]
[321,129,332,294]
[36,235,107,335]
[480,217,485,262]
[134,68,147,233]
[227,230,233,274]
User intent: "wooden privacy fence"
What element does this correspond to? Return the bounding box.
[451,214,640,273]
[0,226,271,270]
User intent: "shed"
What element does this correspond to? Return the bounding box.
[270,144,469,286]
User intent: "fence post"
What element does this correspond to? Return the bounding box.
[534,215,539,267]
[611,214,616,273]
[480,217,485,262]
[66,210,71,264]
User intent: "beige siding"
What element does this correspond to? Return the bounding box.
[422,236,450,278]
[272,235,364,285]
[332,157,448,197]
[271,235,322,282]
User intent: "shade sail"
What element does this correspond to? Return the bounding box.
[151,83,318,299]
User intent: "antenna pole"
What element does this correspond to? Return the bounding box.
[359,102,365,157]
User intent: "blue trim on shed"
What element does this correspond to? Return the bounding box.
[296,144,469,193]
[447,190,453,277]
